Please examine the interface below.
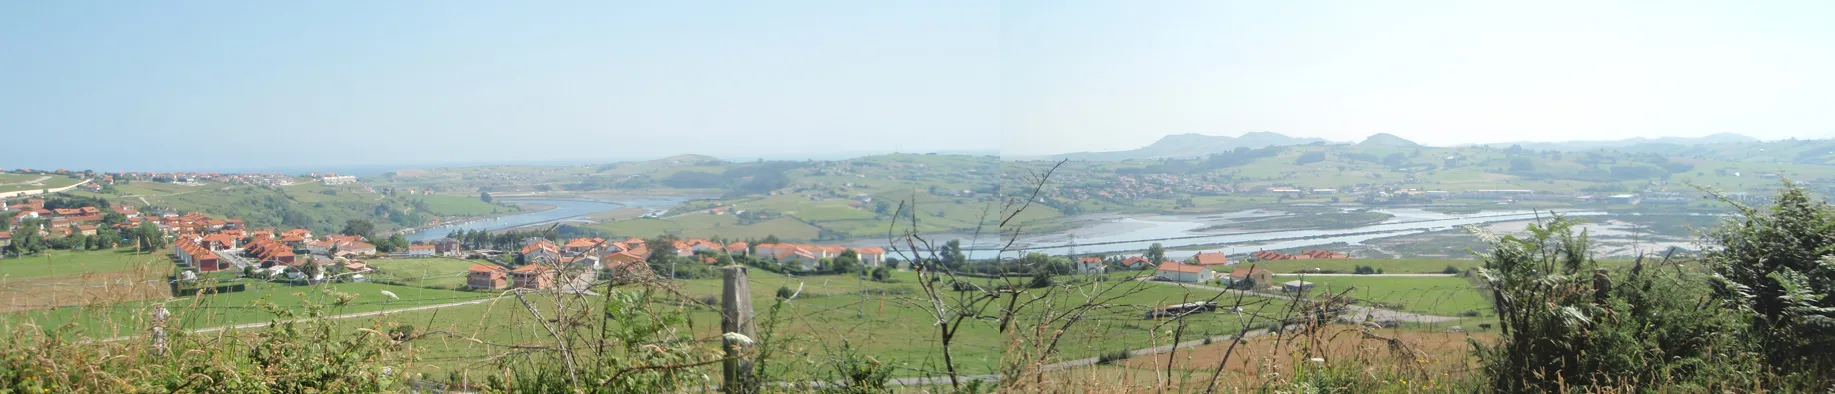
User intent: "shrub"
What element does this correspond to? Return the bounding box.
[1704,182,1835,377]
[775,285,795,300]
[1442,264,1462,274]
[1096,350,1131,365]
[1458,309,1481,317]
[1472,216,1756,392]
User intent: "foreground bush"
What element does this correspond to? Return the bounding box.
[0,291,403,393]
[1472,216,1761,392]
[1705,183,1835,379]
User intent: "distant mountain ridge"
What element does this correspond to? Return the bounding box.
[1039,132,1330,161]
[1478,133,1760,152]
[1023,132,1774,162]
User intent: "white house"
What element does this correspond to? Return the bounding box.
[1077,257,1106,274]
[1154,262,1213,283]
[407,244,435,257]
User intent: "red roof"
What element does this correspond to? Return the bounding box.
[1190,252,1230,266]
[469,264,506,273]
[512,264,553,273]
[409,245,435,250]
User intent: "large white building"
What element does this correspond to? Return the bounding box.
[320,175,357,185]
[1154,262,1214,283]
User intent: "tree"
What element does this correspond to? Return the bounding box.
[388,234,408,251]
[480,191,493,203]
[1146,243,1165,264]
[870,266,890,282]
[135,221,165,252]
[101,212,127,226]
[883,257,901,270]
[874,200,892,216]
[341,219,375,239]
[1509,157,1536,173]
[831,250,861,274]
[940,240,966,270]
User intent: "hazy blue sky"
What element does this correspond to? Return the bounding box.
[5,2,1834,170]
[1,1,1000,171]
[1003,1,1835,155]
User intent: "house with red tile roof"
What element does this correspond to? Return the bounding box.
[1119,256,1151,270]
[407,244,436,257]
[1077,256,1105,274]
[601,253,655,283]
[510,264,556,290]
[563,237,607,254]
[725,242,749,256]
[111,206,139,218]
[521,239,560,263]
[200,233,238,250]
[856,246,885,267]
[281,228,312,240]
[1188,252,1231,267]
[1155,262,1214,283]
[467,264,509,290]
[1226,268,1273,289]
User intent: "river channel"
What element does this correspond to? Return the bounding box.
[956,208,1609,260]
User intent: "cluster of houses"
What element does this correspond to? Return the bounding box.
[464,237,898,291]
[170,224,385,278]
[2,198,151,245]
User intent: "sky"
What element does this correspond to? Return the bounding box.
[4,2,1834,171]
[1002,1,1835,155]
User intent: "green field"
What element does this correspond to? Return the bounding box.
[1247,258,1479,274]
[310,268,1296,381]
[364,257,480,288]
[408,195,504,216]
[1281,276,1491,317]
[0,174,82,194]
[2,280,489,339]
[0,249,171,280]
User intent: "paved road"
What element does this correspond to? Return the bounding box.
[1142,280,1461,323]
[91,295,504,343]
[1271,273,1457,277]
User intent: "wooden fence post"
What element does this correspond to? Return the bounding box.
[721,265,757,392]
